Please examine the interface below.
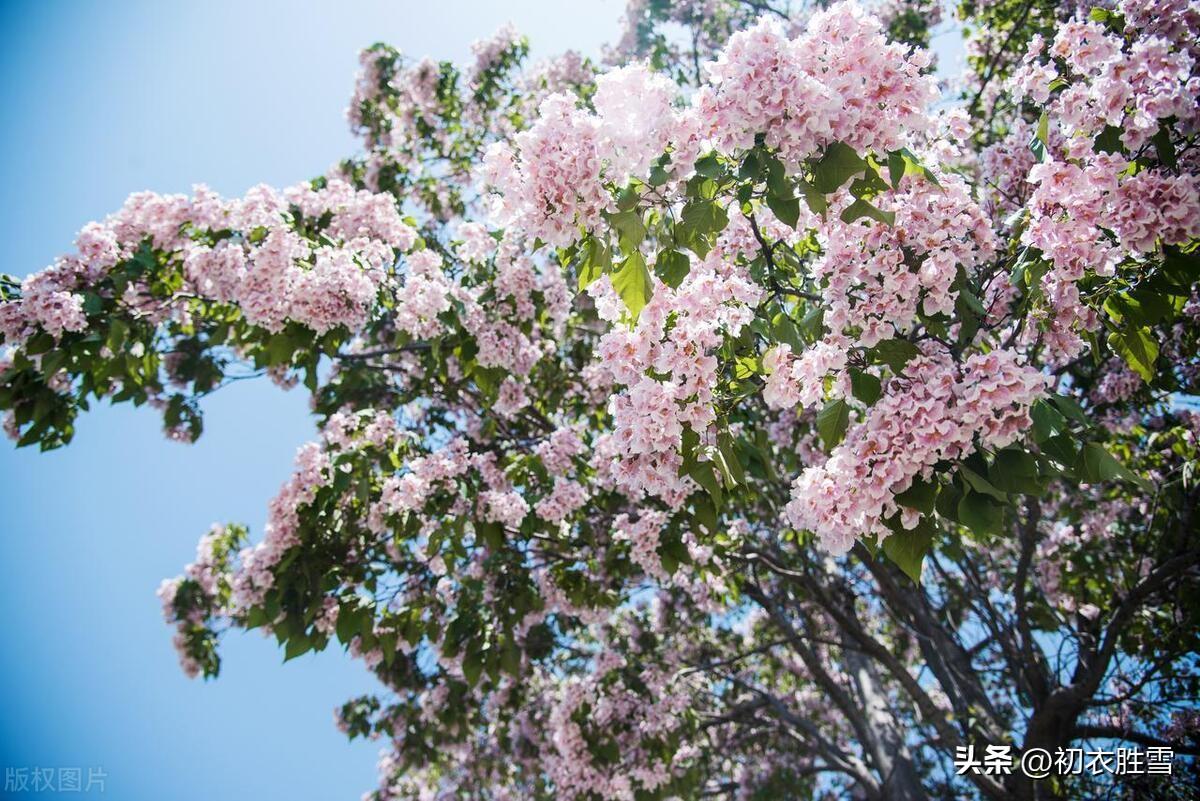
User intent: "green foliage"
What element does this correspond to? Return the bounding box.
[611,252,653,318]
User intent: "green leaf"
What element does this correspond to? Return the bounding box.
[894,476,938,514]
[1105,290,1174,327]
[478,520,504,550]
[839,198,895,227]
[766,194,801,228]
[849,369,882,406]
[24,332,54,356]
[611,252,653,319]
[957,491,1005,537]
[462,646,484,687]
[1040,433,1079,467]
[284,635,313,662]
[797,180,828,215]
[1093,125,1124,155]
[738,149,761,181]
[989,449,1043,495]
[869,338,920,372]
[688,460,723,508]
[1078,442,1145,488]
[680,199,729,237]
[694,153,724,179]
[1151,124,1177,169]
[953,267,987,316]
[335,603,358,645]
[1049,394,1088,427]
[816,399,851,450]
[798,305,825,344]
[659,536,689,575]
[616,184,640,211]
[107,319,129,352]
[735,354,762,379]
[499,639,521,676]
[706,443,737,488]
[886,147,941,189]
[717,431,746,486]
[935,480,962,523]
[576,237,610,290]
[1156,246,1200,292]
[764,153,790,197]
[676,199,729,258]
[849,166,890,200]
[82,292,104,316]
[960,466,1008,502]
[39,350,66,377]
[609,210,646,253]
[771,308,804,350]
[810,141,866,194]
[1107,325,1158,382]
[655,249,691,288]
[882,517,934,582]
[692,493,719,532]
[1030,399,1065,442]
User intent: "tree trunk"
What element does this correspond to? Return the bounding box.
[845,648,929,801]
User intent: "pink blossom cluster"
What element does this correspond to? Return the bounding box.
[1110,170,1200,253]
[522,50,594,98]
[156,523,241,678]
[1036,498,1142,612]
[591,231,761,507]
[978,120,1038,218]
[452,237,572,379]
[1090,358,1144,406]
[480,94,608,247]
[875,0,943,30]
[592,64,678,183]
[696,3,936,167]
[453,221,495,264]
[346,46,391,133]
[534,426,587,475]
[522,655,699,799]
[322,408,399,453]
[534,477,590,524]
[367,437,472,534]
[785,347,1047,553]
[232,441,332,610]
[762,341,849,411]
[612,510,669,580]
[1023,154,1200,363]
[480,63,676,246]
[156,576,206,679]
[391,250,453,338]
[0,179,416,343]
[812,174,997,347]
[484,3,942,249]
[384,57,444,149]
[1008,4,1199,151]
[482,488,531,529]
[1117,0,1200,58]
[466,23,525,90]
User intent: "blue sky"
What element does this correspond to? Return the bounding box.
[0,3,964,799]
[0,2,618,799]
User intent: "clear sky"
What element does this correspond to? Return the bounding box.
[0,2,963,799]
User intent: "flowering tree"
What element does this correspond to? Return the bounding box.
[2,1,1199,799]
